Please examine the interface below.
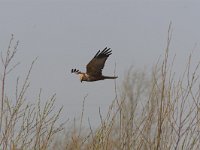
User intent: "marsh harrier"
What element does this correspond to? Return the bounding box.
[71,47,117,82]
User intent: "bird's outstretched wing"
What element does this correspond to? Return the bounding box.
[86,47,112,76]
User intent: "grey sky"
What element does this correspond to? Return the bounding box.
[0,0,200,127]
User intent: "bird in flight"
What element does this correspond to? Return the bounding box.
[71,47,117,82]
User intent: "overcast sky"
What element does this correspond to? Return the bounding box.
[0,0,200,127]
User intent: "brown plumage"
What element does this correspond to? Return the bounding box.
[71,47,118,82]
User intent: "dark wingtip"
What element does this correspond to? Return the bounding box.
[94,47,112,58]
[94,50,101,58]
[71,69,77,73]
[71,68,81,74]
[103,47,112,56]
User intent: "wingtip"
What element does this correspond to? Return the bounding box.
[101,47,112,56]
[93,47,113,58]
[94,50,101,58]
[71,68,77,73]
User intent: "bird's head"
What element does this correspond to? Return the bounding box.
[79,74,84,83]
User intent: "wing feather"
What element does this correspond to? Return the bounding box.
[71,69,82,74]
[86,47,112,76]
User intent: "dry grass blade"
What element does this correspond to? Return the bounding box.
[0,35,64,150]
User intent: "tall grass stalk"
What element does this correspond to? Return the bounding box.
[0,35,64,150]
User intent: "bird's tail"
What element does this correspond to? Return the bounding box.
[103,76,118,79]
